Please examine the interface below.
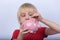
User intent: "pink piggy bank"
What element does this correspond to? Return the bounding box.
[22,19,40,33]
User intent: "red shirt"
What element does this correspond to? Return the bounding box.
[11,27,47,40]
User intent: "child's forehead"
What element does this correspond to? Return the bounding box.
[20,8,36,13]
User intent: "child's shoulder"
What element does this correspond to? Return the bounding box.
[12,29,20,39]
[38,27,47,29]
[13,29,20,35]
[14,29,20,32]
[38,27,47,31]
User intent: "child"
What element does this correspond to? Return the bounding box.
[11,3,60,40]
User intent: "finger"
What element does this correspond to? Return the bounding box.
[20,28,29,34]
[23,31,30,34]
[32,14,39,18]
[29,31,33,33]
[22,28,29,32]
[32,15,39,18]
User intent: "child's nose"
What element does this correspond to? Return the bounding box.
[25,16,29,20]
[26,18,29,20]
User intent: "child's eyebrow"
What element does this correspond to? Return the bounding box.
[28,12,34,14]
[21,13,25,15]
[20,12,25,15]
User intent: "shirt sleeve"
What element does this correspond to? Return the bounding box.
[43,27,48,38]
[40,27,48,38]
[11,30,19,40]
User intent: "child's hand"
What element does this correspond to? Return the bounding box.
[32,12,43,22]
[20,26,30,37]
[20,29,28,36]
[17,27,30,40]
[19,25,30,38]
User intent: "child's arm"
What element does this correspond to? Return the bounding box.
[40,19,60,35]
[12,28,30,40]
[17,28,30,40]
[32,12,60,35]
[40,18,60,35]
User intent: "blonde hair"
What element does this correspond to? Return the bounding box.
[17,3,37,24]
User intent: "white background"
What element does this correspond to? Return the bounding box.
[0,0,60,40]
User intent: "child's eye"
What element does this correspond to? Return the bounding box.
[21,13,26,17]
[29,12,33,16]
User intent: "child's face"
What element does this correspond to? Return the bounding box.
[19,8,37,25]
